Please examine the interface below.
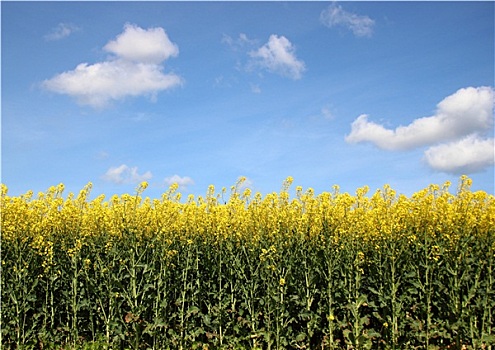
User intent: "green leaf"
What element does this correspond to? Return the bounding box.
[187,305,200,315]
[295,332,306,342]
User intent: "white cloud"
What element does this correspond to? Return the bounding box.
[320,2,375,37]
[345,86,495,174]
[424,135,494,174]
[43,60,182,108]
[44,23,80,41]
[163,175,195,190]
[222,33,257,52]
[345,86,494,151]
[42,24,183,108]
[102,164,152,184]
[249,35,306,80]
[104,23,179,64]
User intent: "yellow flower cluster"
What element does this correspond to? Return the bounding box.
[2,176,494,349]
[1,176,494,271]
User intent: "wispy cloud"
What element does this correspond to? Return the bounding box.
[44,23,80,41]
[102,164,153,184]
[163,175,195,190]
[320,2,375,37]
[42,23,183,109]
[346,86,495,174]
[222,33,258,52]
[95,151,110,160]
[249,35,306,80]
[250,83,261,94]
[321,106,334,120]
[222,33,305,81]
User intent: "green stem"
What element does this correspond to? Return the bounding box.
[390,248,399,348]
[482,254,493,350]
[218,243,223,346]
[72,255,78,346]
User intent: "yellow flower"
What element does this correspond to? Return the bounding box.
[84,259,91,270]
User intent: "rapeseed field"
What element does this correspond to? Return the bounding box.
[1,176,494,349]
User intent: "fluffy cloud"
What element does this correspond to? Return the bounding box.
[424,135,494,174]
[44,23,80,41]
[346,87,494,150]
[249,35,305,80]
[104,23,179,64]
[102,164,152,184]
[163,175,195,190]
[43,60,182,108]
[320,3,375,37]
[42,24,182,108]
[345,86,495,174]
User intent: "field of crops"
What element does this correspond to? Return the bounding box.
[1,176,494,349]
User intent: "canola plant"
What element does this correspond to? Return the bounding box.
[1,176,494,349]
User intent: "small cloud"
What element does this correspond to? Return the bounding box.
[250,83,261,94]
[424,135,494,175]
[320,2,375,37]
[44,23,80,41]
[129,112,151,122]
[222,34,234,47]
[213,75,238,89]
[163,175,194,190]
[321,106,334,120]
[95,151,110,160]
[223,33,304,81]
[104,23,179,64]
[42,23,183,109]
[239,33,256,44]
[222,33,257,52]
[249,34,306,80]
[102,164,152,184]
[214,75,227,87]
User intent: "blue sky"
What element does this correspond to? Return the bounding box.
[2,1,494,200]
